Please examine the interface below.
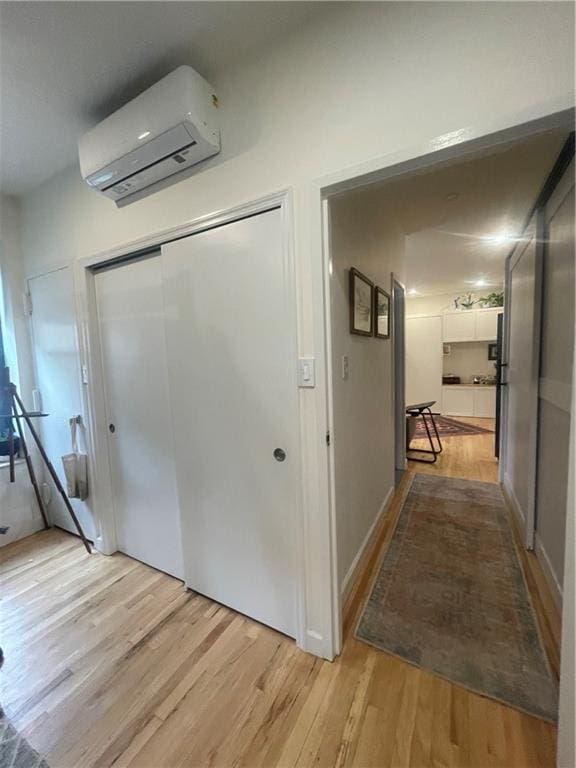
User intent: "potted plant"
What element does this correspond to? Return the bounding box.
[479,291,504,308]
[454,292,478,310]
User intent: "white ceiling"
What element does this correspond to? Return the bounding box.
[0,1,329,196]
[343,130,568,296]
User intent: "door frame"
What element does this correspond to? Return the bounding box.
[318,106,575,654]
[501,223,542,550]
[391,274,407,483]
[74,189,312,652]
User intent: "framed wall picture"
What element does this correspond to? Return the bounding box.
[374,286,391,339]
[349,268,374,336]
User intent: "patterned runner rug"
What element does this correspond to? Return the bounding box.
[356,474,557,721]
[0,716,49,768]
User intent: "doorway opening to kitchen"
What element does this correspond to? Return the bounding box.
[325,119,573,733]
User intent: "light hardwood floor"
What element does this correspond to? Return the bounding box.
[1,485,557,768]
[408,417,499,483]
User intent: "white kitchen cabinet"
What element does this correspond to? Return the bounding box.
[473,387,496,417]
[442,387,474,416]
[443,311,476,342]
[443,308,503,342]
[442,385,496,417]
[475,308,502,341]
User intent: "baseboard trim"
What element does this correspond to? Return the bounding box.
[502,481,562,678]
[502,477,563,612]
[342,472,414,639]
[341,486,394,605]
[534,534,563,612]
[502,475,525,526]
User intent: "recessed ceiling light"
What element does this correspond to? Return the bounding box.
[483,232,517,245]
[137,131,151,141]
[475,279,487,287]
[408,288,419,295]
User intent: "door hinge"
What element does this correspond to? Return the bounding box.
[23,291,33,316]
[326,430,331,446]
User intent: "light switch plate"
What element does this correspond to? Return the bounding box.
[298,358,316,388]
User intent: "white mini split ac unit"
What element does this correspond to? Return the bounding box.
[78,66,220,203]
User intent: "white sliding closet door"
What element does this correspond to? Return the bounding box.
[28,267,96,540]
[95,256,183,579]
[161,208,298,637]
[535,160,574,588]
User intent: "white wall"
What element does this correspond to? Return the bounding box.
[406,292,461,315]
[0,195,43,545]
[443,342,497,383]
[0,196,34,394]
[20,3,575,276]
[15,2,575,653]
[557,341,576,768]
[330,190,405,592]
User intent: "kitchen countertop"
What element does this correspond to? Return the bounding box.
[442,383,496,388]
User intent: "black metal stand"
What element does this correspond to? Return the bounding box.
[1,368,91,553]
[406,401,443,464]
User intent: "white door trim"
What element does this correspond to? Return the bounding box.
[392,275,407,476]
[74,189,309,654]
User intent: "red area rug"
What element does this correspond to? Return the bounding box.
[413,415,494,438]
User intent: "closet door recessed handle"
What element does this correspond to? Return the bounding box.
[109,423,116,434]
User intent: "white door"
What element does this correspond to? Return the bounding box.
[95,256,184,579]
[161,208,298,637]
[28,268,96,540]
[405,315,442,408]
[535,160,574,587]
[503,220,540,548]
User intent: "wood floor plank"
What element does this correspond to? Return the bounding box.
[0,453,558,768]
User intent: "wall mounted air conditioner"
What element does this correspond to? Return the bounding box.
[78,66,220,203]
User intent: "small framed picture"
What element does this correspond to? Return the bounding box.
[374,286,391,339]
[488,342,498,361]
[349,268,374,336]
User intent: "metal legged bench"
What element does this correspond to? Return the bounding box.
[406,401,443,464]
